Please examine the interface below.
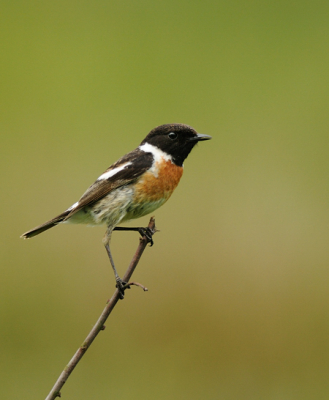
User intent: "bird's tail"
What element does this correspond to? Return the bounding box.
[21,210,71,239]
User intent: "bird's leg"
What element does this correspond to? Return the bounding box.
[103,227,129,299]
[113,226,155,246]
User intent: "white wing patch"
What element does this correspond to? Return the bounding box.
[96,162,132,181]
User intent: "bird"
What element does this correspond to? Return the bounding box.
[21,123,211,298]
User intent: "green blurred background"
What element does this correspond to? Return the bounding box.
[1,1,329,399]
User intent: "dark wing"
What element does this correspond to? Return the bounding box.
[64,148,153,220]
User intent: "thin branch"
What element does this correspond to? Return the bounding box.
[45,217,156,400]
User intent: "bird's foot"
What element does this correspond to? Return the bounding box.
[138,227,155,246]
[115,278,131,300]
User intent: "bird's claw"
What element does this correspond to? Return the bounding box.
[138,227,154,246]
[116,279,131,300]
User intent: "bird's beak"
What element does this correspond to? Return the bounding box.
[189,133,212,142]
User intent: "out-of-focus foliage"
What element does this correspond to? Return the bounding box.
[1,1,329,399]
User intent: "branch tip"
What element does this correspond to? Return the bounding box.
[127,281,148,291]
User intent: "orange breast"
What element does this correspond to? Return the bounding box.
[133,160,183,203]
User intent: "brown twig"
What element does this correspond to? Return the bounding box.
[45,217,156,400]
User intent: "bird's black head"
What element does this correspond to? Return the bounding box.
[141,123,211,166]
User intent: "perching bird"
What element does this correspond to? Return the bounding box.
[21,123,211,298]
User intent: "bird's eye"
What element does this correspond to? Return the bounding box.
[168,132,178,140]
